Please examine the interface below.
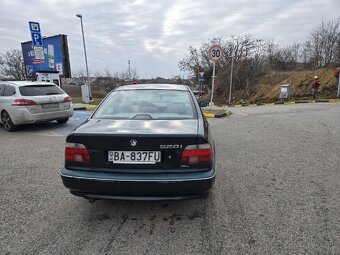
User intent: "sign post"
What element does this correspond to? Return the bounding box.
[199,71,205,96]
[29,21,45,61]
[208,44,224,108]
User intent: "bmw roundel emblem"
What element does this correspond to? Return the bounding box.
[130,139,138,147]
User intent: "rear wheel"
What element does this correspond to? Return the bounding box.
[1,111,17,131]
[57,118,69,124]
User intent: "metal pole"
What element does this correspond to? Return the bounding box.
[197,67,201,97]
[77,14,91,98]
[200,81,203,97]
[128,60,131,79]
[229,56,234,104]
[210,62,216,108]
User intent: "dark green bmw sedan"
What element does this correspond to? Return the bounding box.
[61,84,215,202]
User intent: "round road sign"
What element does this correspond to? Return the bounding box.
[208,44,224,63]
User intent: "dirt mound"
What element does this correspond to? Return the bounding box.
[238,68,338,104]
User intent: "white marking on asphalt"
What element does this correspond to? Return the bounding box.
[236,112,248,116]
[24,131,64,137]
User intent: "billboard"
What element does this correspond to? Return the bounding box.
[21,34,71,78]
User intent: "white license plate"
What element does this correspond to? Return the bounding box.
[108,151,161,164]
[41,103,59,109]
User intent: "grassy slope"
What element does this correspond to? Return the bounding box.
[251,68,338,103]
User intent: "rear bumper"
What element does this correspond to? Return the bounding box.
[61,168,215,200]
[11,108,73,125]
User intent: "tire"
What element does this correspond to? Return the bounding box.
[1,111,17,132]
[57,118,69,124]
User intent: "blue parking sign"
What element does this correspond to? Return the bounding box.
[31,32,43,46]
[28,21,43,46]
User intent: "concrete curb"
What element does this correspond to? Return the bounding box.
[203,110,232,118]
[225,99,339,108]
[73,105,233,118]
[73,105,97,111]
[295,100,309,104]
[73,99,339,112]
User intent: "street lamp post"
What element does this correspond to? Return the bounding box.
[76,14,91,99]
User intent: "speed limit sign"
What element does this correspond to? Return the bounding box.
[208,44,224,63]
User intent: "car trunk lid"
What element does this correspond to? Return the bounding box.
[67,119,201,172]
[18,84,71,113]
[25,95,71,113]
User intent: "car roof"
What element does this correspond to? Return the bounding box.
[115,84,189,91]
[1,81,57,87]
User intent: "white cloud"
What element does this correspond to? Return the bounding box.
[0,0,339,78]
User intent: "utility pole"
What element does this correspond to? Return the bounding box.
[229,56,234,104]
[128,60,131,79]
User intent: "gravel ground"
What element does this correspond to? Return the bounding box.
[1,103,339,255]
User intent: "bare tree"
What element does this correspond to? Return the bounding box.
[72,70,88,85]
[179,35,270,97]
[104,68,112,78]
[0,49,25,80]
[178,46,200,73]
[306,18,340,68]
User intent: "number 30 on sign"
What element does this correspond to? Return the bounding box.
[208,45,224,63]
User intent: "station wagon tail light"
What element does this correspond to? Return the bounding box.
[64,96,72,102]
[180,143,212,165]
[65,143,91,163]
[12,99,36,106]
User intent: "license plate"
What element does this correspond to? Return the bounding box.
[41,103,59,109]
[108,151,161,164]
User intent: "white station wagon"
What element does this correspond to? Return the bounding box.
[0,81,73,131]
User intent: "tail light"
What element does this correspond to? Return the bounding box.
[64,96,72,102]
[12,99,36,106]
[180,143,212,165]
[65,143,91,163]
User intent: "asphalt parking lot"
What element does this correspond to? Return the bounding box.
[1,103,339,255]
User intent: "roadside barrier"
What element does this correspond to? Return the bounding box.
[224,99,340,108]
[203,110,232,118]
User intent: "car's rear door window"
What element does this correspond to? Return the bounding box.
[94,89,197,120]
[0,84,5,96]
[19,85,65,96]
[4,85,16,96]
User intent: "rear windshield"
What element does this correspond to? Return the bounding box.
[19,85,65,96]
[93,89,197,120]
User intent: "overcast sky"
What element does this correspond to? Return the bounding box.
[0,0,339,78]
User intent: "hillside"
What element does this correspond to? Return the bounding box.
[251,68,338,103]
[200,68,338,104]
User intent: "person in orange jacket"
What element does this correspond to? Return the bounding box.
[312,76,321,99]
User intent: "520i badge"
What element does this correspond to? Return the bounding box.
[160,144,183,149]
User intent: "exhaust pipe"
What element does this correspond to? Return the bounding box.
[88,198,96,203]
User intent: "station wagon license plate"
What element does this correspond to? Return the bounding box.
[108,151,161,164]
[41,103,59,109]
